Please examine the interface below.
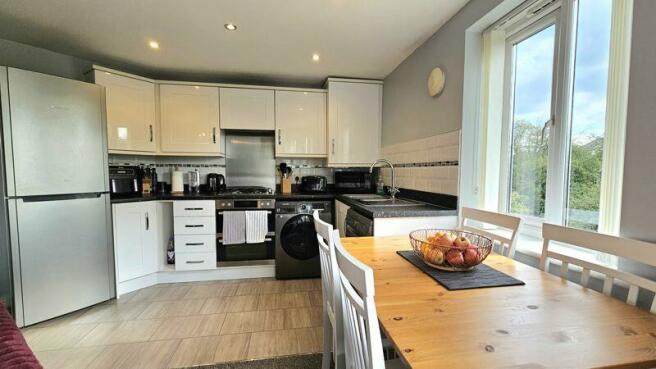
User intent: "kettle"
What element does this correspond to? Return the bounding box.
[207,173,226,193]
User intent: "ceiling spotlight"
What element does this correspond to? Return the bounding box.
[312,53,320,62]
[148,40,160,50]
[224,23,237,31]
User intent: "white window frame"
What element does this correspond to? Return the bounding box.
[498,4,574,239]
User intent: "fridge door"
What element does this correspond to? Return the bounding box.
[14,194,112,326]
[6,68,108,197]
[0,67,13,314]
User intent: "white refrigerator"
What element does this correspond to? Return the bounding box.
[0,67,114,327]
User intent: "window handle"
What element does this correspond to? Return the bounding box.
[540,117,553,145]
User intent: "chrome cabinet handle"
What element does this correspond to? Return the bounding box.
[212,127,217,143]
[185,242,204,246]
[185,224,204,228]
[149,125,153,142]
[331,139,335,155]
[186,260,204,264]
[278,129,282,145]
[145,212,150,230]
[184,207,203,211]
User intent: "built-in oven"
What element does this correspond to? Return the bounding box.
[215,199,276,261]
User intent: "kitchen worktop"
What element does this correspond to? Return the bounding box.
[110,191,338,204]
[335,188,458,219]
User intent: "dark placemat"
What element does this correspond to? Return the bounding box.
[397,250,525,291]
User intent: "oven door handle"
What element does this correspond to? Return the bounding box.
[218,238,273,244]
[217,210,273,215]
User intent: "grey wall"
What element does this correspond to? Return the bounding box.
[381,0,503,146]
[620,0,656,244]
[0,38,92,81]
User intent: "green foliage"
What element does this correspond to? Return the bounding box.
[509,120,602,230]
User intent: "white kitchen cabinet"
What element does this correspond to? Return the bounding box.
[93,70,156,153]
[112,202,158,283]
[335,200,350,237]
[327,79,382,166]
[275,90,326,157]
[173,200,216,271]
[220,88,275,130]
[159,84,221,155]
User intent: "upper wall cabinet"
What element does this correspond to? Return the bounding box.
[220,88,274,130]
[327,79,383,166]
[159,84,222,155]
[92,70,156,153]
[275,90,326,157]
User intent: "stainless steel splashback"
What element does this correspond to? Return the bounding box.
[225,132,276,189]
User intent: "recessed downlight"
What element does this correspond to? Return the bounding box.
[312,53,320,62]
[224,23,237,31]
[148,40,160,50]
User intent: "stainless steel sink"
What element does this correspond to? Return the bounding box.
[342,194,388,200]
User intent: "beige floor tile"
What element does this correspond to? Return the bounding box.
[35,346,104,369]
[283,307,322,329]
[200,295,259,314]
[257,291,311,310]
[284,279,320,292]
[220,310,284,335]
[77,319,162,347]
[184,283,238,299]
[296,326,323,354]
[72,301,150,324]
[309,290,323,306]
[137,299,206,319]
[247,329,301,359]
[23,323,98,351]
[150,314,226,340]
[86,339,180,369]
[167,335,222,368]
[212,333,252,363]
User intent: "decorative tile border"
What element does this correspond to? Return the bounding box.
[393,160,459,168]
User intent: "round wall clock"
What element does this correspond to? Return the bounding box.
[427,67,445,97]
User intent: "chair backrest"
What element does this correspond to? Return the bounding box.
[541,223,656,313]
[459,207,522,258]
[314,210,340,319]
[332,229,385,369]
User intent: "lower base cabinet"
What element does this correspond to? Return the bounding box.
[112,202,158,283]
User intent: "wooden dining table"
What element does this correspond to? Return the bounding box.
[341,235,656,369]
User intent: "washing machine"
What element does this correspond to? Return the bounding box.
[275,200,333,279]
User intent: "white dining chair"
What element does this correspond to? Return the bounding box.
[332,229,405,369]
[541,223,656,313]
[313,210,344,369]
[459,207,522,258]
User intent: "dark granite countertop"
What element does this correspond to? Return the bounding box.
[110,191,337,204]
[335,189,458,219]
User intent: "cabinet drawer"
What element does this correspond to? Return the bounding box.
[175,235,215,253]
[173,201,215,217]
[174,216,216,235]
[175,252,216,271]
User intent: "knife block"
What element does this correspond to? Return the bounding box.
[281,177,292,194]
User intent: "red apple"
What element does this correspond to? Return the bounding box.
[434,233,455,248]
[425,248,444,265]
[446,249,465,267]
[463,247,480,265]
[453,236,471,250]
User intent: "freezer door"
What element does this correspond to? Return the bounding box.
[16,194,112,325]
[6,68,107,196]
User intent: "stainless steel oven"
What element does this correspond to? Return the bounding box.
[215,198,276,261]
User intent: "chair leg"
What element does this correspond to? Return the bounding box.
[322,311,333,369]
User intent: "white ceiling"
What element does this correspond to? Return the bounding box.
[0,0,468,86]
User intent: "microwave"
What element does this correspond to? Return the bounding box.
[334,170,373,193]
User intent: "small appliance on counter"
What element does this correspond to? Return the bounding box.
[207,173,226,193]
[171,169,184,193]
[334,169,372,193]
[109,165,142,198]
[189,169,201,193]
[300,176,327,193]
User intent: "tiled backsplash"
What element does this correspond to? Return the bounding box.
[274,158,335,184]
[108,155,226,184]
[379,130,460,196]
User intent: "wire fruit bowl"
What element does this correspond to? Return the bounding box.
[409,229,493,271]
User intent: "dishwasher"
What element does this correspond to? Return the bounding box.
[344,209,374,237]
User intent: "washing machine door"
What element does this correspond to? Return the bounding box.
[279,214,319,260]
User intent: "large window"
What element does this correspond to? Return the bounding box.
[477,0,631,263]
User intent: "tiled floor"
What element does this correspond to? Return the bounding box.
[22,278,324,369]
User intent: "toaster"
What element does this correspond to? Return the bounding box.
[300,176,327,193]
